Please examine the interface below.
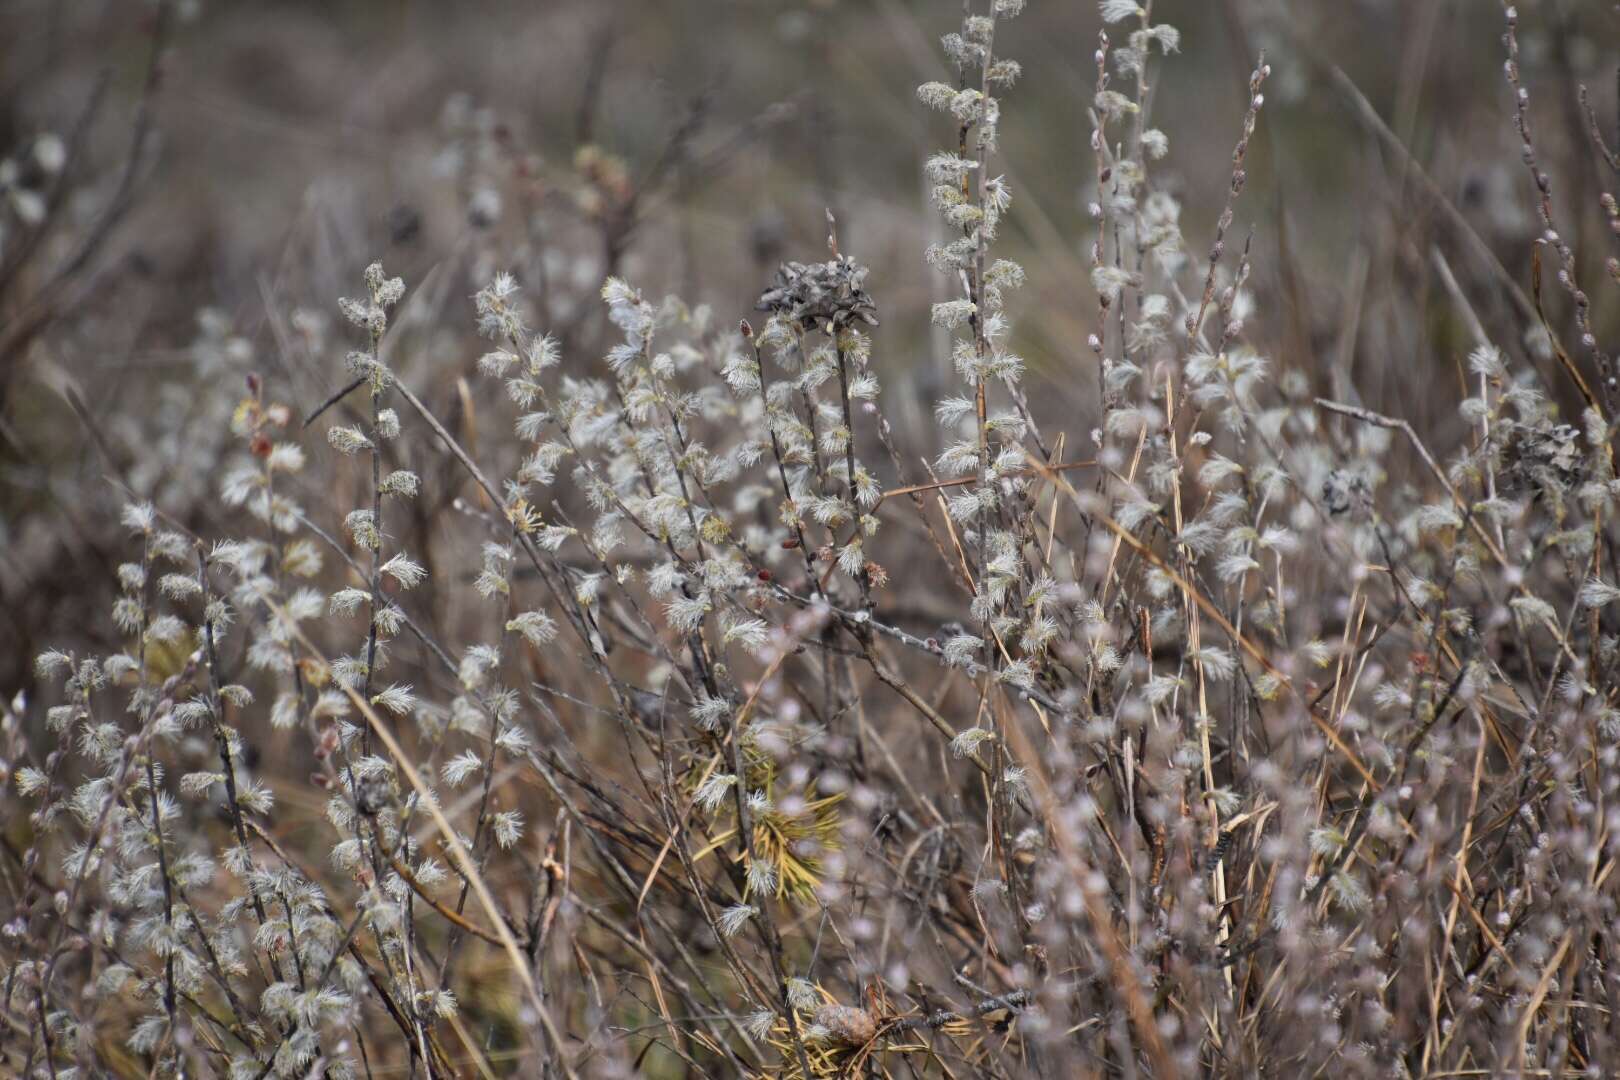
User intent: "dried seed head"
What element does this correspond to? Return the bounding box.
[757,256,879,331]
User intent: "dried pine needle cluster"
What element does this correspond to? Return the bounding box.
[5,1,1620,1077]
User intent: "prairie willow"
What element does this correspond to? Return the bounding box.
[7,2,1620,1078]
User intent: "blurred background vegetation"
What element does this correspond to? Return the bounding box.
[1,0,1614,688]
